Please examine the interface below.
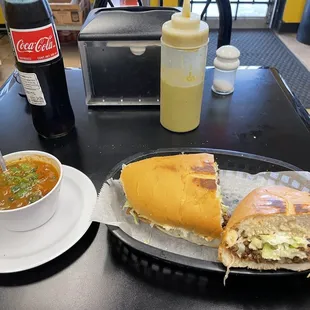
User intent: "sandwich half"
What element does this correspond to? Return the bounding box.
[219,186,310,271]
[120,153,228,246]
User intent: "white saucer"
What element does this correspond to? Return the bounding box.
[0,165,97,273]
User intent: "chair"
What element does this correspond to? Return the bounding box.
[200,0,232,48]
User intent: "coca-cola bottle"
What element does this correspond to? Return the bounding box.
[4,0,75,139]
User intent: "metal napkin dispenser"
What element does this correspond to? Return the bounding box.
[78,7,179,106]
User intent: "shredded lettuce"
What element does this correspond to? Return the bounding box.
[233,232,310,261]
[122,200,139,225]
[129,209,139,225]
[249,237,263,250]
[226,230,238,248]
[221,204,229,214]
[262,243,307,261]
[250,232,310,261]
[236,243,245,257]
[260,232,308,249]
[122,200,131,210]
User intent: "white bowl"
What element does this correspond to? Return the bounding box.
[0,151,63,231]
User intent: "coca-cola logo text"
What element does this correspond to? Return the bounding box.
[16,36,56,54]
[10,24,59,64]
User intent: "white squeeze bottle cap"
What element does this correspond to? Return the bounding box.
[161,0,209,49]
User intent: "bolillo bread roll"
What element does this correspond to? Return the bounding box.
[219,186,310,271]
[120,153,227,245]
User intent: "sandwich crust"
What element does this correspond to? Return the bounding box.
[120,153,223,240]
[225,186,310,231]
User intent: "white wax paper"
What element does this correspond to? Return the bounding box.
[92,170,310,263]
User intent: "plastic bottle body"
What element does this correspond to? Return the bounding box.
[212,68,237,95]
[160,42,208,133]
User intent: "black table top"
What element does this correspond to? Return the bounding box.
[0,68,310,310]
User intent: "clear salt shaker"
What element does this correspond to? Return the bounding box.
[212,45,240,95]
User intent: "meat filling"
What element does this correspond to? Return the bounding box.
[222,214,230,229]
[228,233,310,264]
[231,242,310,264]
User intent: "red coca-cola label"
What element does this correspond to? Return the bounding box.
[10,24,59,64]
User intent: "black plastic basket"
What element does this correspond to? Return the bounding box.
[105,148,306,278]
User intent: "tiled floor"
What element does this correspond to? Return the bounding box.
[0,32,310,113]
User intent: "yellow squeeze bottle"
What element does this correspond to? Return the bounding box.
[160,0,209,132]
